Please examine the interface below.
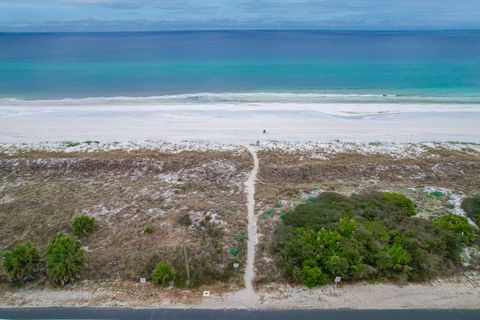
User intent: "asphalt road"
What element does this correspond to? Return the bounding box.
[1,308,480,320]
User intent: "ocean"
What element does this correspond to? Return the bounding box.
[0,30,480,103]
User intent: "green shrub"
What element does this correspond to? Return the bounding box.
[45,234,85,285]
[2,242,40,283]
[228,247,238,256]
[462,196,480,225]
[434,214,478,245]
[144,226,154,234]
[152,262,176,287]
[262,209,276,219]
[84,140,100,145]
[72,215,95,236]
[66,142,80,148]
[301,259,330,287]
[378,243,412,274]
[306,195,316,204]
[429,191,444,198]
[383,192,416,216]
[275,192,464,287]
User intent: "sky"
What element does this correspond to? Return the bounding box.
[1,0,480,32]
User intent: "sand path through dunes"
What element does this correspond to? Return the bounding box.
[244,145,259,293]
[208,145,259,308]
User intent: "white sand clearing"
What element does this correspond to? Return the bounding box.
[0,102,479,143]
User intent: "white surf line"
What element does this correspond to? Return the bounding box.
[244,145,259,293]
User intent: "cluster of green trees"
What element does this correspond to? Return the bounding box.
[3,210,241,288]
[2,215,94,285]
[275,192,478,287]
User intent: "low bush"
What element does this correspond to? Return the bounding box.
[462,196,480,225]
[383,192,416,216]
[275,192,465,287]
[66,142,80,148]
[434,214,478,245]
[152,262,176,287]
[72,215,95,237]
[144,226,154,234]
[2,242,40,283]
[84,140,100,145]
[300,259,329,287]
[45,234,85,285]
[429,191,445,198]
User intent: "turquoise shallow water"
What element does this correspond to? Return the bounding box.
[0,31,479,102]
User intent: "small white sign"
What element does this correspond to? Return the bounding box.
[139,277,146,284]
[233,263,240,269]
[203,290,211,297]
[334,276,341,283]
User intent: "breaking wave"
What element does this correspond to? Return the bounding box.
[1,92,480,106]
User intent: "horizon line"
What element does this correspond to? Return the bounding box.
[1,28,480,34]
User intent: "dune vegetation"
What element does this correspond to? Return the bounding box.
[274,192,478,287]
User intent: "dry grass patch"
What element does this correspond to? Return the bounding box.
[0,150,251,287]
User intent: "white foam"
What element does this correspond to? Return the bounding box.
[1,92,480,106]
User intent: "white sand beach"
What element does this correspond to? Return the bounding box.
[0,101,479,143]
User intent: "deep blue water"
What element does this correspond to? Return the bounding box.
[0,30,480,101]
